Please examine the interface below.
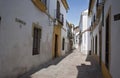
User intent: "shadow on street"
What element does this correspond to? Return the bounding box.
[19,51,73,78]
[76,55,103,78]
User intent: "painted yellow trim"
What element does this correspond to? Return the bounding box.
[52,25,62,58]
[32,0,47,12]
[93,54,112,78]
[32,0,55,21]
[61,0,69,11]
[55,19,63,27]
[101,62,112,78]
[32,0,65,28]
[88,0,95,15]
[91,0,95,12]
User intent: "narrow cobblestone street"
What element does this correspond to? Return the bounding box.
[20,49,103,78]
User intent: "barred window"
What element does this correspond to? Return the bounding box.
[62,38,65,50]
[32,27,41,55]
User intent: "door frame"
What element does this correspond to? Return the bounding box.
[105,7,111,70]
[54,34,58,58]
[99,26,102,66]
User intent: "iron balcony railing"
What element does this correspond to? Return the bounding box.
[56,12,64,25]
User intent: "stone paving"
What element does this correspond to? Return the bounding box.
[20,49,103,78]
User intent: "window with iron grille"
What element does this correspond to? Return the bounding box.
[57,1,60,20]
[32,27,41,55]
[62,38,65,50]
[96,0,99,8]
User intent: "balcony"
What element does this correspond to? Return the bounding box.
[96,0,104,20]
[32,0,47,12]
[56,12,64,26]
[90,15,99,31]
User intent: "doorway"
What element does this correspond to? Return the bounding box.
[62,38,65,50]
[105,14,110,70]
[93,37,94,54]
[54,34,58,58]
[95,35,97,55]
[99,30,102,66]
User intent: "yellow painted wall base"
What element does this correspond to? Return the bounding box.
[101,62,112,78]
[92,54,112,78]
[52,25,61,58]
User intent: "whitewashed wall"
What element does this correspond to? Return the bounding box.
[58,0,68,55]
[91,0,120,77]
[80,10,90,54]
[0,0,55,77]
[109,0,120,77]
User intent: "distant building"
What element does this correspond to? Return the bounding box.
[79,9,91,54]
[73,26,80,49]
[66,21,74,52]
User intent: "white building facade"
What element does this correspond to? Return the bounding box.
[60,0,69,55]
[79,10,91,54]
[0,0,68,77]
[73,26,80,49]
[88,0,120,78]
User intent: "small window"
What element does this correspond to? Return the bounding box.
[93,15,95,22]
[0,16,1,24]
[95,35,97,55]
[0,16,1,21]
[56,1,60,19]
[62,38,65,50]
[32,27,41,55]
